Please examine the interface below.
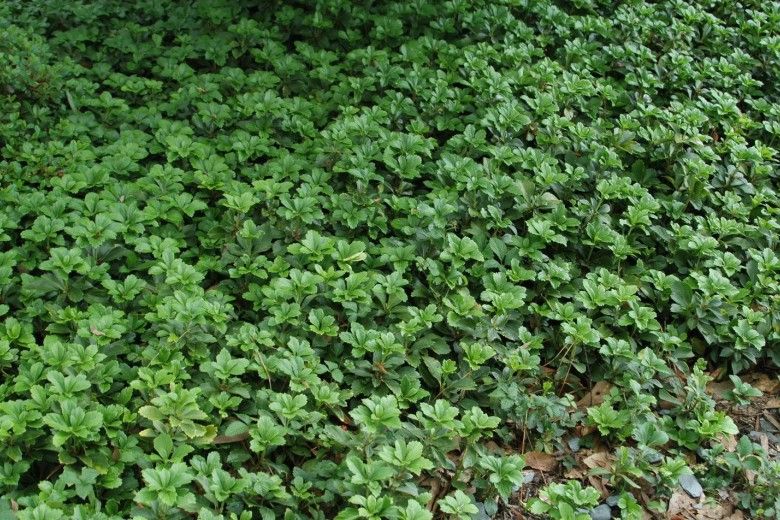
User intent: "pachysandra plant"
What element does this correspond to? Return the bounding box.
[0,0,779,519]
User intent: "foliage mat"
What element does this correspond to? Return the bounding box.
[1,0,779,519]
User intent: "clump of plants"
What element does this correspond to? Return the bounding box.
[0,0,778,518]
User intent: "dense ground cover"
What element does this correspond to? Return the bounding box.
[1,0,779,518]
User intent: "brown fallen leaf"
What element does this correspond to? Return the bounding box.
[212,432,250,444]
[716,433,737,452]
[745,468,756,485]
[764,397,780,409]
[485,440,504,453]
[672,364,689,383]
[587,475,609,498]
[709,367,727,380]
[706,380,733,399]
[755,432,769,453]
[583,451,613,470]
[576,381,613,408]
[425,478,442,512]
[667,491,700,518]
[745,373,780,394]
[523,451,558,472]
[763,411,780,431]
[667,490,745,520]
[696,502,740,520]
[564,467,586,479]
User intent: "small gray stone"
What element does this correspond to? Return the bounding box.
[750,429,780,446]
[679,473,703,498]
[606,495,619,507]
[522,470,537,484]
[749,431,767,443]
[760,418,779,434]
[589,504,612,520]
[567,436,581,452]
